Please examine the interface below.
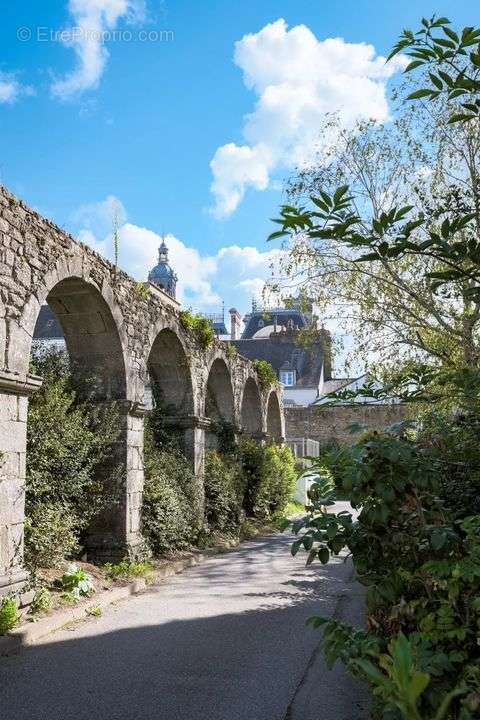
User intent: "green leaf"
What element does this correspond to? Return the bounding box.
[267,230,287,241]
[438,70,454,86]
[431,531,447,550]
[431,37,456,49]
[407,88,435,100]
[333,185,349,204]
[317,547,330,564]
[442,26,459,43]
[429,72,443,90]
[448,113,477,124]
[404,60,424,72]
[291,539,302,556]
[410,671,430,701]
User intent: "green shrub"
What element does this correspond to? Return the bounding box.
[254,360,277,390]
[59,564,95,598]
[0,596,20,635]
[204,451,244,534]
[291,423,480,719]
[179,310,215,349]
[240,440,296,519]
[29,587,53,615]
[24,503,79,570]
[259,444,297,517]
[25,348,122,569]
[419,411,480,519]
[142,426,198,555]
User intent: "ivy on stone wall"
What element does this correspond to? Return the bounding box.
[254,360,278,391]
[179,310,215,349]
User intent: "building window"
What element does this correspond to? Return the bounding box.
[280,370,296,386]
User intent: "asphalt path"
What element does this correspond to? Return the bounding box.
[0,525,368,720]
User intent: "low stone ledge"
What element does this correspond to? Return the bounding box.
[0,547,230,656]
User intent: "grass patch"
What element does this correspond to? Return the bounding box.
[104,560,153,581]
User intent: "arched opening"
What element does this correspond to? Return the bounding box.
[205,358,235,450]
[146,329,193,415]
[241,377,263,437]
[26,277,130,562]
[37,277,127,400]
[266,391,283,442]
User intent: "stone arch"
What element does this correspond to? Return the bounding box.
[240,376,263,436]
[24,276,133,563]
[266,390,284,442]
[146,328,193,415]
[12,261,131,400]
[39,277,128,400]
[205,357,235,423]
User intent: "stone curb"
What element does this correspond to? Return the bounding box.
[0,543,241,657]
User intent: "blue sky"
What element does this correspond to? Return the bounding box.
[0,0,476,326]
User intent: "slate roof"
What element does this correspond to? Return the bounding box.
[230,337,326,388]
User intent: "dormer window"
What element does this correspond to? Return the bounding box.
[280,370,296,386]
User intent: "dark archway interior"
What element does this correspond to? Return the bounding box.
[33,278,127,401]
[241,377,262,436]
[266,392,283,441]
[205,359,235,450]
[206,358,235,423]
[147,329,193,415]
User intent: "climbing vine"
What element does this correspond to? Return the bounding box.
[254,360,277,391]
[179,310,215,349]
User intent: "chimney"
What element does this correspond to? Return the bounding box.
[229,308,242,340]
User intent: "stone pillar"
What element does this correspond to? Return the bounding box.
[0,371,42,598]
[165,414,209,527]
[86,400,147,561]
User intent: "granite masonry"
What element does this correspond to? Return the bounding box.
[285,403,406,446]
[0,186,284,598]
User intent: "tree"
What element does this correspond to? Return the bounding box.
[269,19,480,375]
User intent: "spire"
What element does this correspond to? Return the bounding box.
[148,234,177,298]
[158,234,168,263]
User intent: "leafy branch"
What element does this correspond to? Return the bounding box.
[388,16,480,124]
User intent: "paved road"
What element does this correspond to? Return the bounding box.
[0,528,368,720]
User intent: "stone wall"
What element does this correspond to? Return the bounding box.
[285,403,407,445]
[0,185,285,596]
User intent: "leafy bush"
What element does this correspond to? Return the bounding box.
[24,502,79,570]
[240,439,296,519]
[291,424,480,719]
[0,596,20,635]
[59,564,95,599]
[179,310,215,349]
[29,587,53,615]
[142,424,198,555]
[254,360,277,390]
[258,444,297,517]
[419,411,480,519]
[204,451,244,534]
[26,348,122,569]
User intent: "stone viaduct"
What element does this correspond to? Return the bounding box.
[0,186,284,598]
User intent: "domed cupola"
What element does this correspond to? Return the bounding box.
[148,237,178,298]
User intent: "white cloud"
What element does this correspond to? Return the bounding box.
[210,18,406,217]
[74,196,285,314]
[72,194,126,236]
[0,73,33,104]
[51,0,146,99]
